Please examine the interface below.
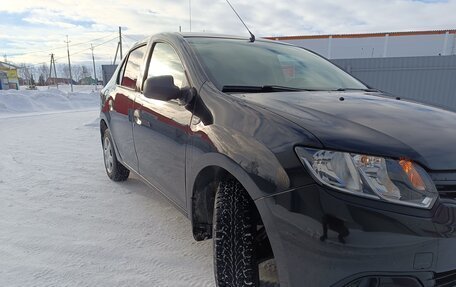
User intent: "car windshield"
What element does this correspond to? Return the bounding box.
[187,37,367,92]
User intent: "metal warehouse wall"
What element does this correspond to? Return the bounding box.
[101,64,118,85]
[332,56,456,111]
[273,30,456,59]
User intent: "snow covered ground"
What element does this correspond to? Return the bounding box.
[0,87,215,286]
[0,85,99,116]
[0,87,278,287]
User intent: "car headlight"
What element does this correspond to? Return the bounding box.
[295,147,438,209]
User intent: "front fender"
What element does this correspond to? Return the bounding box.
[188,123,291,198]
[188,152,270,203]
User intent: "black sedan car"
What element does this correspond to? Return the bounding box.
[100,33,456,287]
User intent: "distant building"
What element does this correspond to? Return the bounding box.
[266,29,456,59]
[0,61,19,90]
[0,71,8,90]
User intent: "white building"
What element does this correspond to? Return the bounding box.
[266,29,456,59]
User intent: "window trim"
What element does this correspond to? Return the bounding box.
[116,57,128,86]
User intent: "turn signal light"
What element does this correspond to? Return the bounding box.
[399,160,426,191]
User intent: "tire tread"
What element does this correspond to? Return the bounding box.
[213,180,258,287]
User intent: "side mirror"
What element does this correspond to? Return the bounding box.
[143,75,181,101]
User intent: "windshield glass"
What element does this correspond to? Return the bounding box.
[187,37,367,92]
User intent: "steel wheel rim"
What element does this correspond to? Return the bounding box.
[103,136,114,174]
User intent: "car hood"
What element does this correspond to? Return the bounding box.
[238,91,456,171]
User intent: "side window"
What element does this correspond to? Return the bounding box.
[121,45,147,89]
[147,43,188,88]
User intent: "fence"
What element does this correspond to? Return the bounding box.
[101,65,118,86]
[332,56,456,111]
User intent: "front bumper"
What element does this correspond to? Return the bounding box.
[256,184,456,287]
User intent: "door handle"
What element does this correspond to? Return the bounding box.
[133,109,142,125]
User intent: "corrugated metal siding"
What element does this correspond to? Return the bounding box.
[101,64,118,85]
[274,31,456,59]
[332,56,456,111]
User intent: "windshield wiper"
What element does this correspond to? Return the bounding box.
[222,85,315,93]
[335,88,380,92]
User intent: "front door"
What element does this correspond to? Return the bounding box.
[109,45,146,170]
[133,42,192,209]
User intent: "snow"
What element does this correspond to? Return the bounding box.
[0,87,278,286]
[0,87,214,286]
[0,85,99,116]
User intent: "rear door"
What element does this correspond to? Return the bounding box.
[109,45,147,170]
[133,42,193,210]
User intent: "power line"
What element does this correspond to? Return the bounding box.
[7,32,117,57]
[123,34,142,42]
[18,36,119,69]
[55,36,118,60]
[121,35,137,47]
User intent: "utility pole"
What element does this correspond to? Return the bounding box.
[3,54,7,63]
[90,44,97,90]
[113,27,123,65]
[49,53,59,89]
[53,57,58,89]
[49,55,53,80]
[119,26,123,60]
[53,59,58,88]
[65,35,74,92]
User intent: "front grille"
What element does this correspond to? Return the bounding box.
[434,270,456,287]
[430,171,456,199]
[437,185,456,199]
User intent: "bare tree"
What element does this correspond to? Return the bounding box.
[73,65,83,82]
[60,64,71,80]
[18,64,29,81]
[38,63,49,82]
[18,64,38,86]
[38,74,45,86]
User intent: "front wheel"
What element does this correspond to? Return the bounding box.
[102,129,129,181]
[213,180,259,287]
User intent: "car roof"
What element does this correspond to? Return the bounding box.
[130,32,295,51]
[180,32,250,40]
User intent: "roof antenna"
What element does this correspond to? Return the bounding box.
[225,0,255,42]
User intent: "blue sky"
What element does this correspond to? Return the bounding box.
[0,11,95,28]
[0,12,29,27]
[0,0,455,65]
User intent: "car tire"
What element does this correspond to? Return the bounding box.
[213,179,259,287]
[102,129,130,182]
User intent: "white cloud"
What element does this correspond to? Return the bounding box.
[1,0,456,65]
